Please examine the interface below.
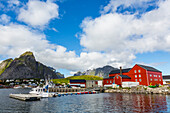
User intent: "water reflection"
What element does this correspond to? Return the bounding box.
[103,93,167,112]
[0,89,169,113]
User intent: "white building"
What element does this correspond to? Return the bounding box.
[163,75,170,85]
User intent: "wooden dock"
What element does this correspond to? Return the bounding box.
[9,94,41,101]
[9,91,99,101]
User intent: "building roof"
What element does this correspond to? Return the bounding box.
[109,68,131,74]
[119,75,131,79]
[109,76,115,79]
[163,75,170,79]
[103,76,115,79]
[104,75,131,79]
[70,79,86,83]
[137,64,162,73]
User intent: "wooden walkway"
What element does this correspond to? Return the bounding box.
[9,94,41,101]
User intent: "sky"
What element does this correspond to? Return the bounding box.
[0,0,170,77]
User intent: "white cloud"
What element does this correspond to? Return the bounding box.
[0,24,47,57]
[0,23,127,72]
[0,14,11,24]
[18,0,59,28]
[52,28,58,32]
[8,0,20,7]
[79,0,170,69]
[1,0,170,75]
[101,0,158,14]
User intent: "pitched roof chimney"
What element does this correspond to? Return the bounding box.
[120,66,122,75]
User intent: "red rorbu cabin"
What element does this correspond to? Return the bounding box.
[103,64,163,87]
[103,67,132,87]
[128,64,163,86]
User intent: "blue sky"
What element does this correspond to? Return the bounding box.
[0,0,170,77]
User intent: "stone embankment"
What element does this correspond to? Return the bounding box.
[104,85,170,95]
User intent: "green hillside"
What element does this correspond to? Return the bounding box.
[52,78,69,84]
[67,75,103,80]
[52,75,103,84]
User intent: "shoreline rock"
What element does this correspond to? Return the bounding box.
[104,86,170,95]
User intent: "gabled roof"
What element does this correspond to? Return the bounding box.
[163,75,170,79]
[109,68,131,74]
[119,75,131,79]
[103,76,115,79]
[70,79,86,83]
[137,64,162,73]
[109,76,115,79]
[104,75,131,79]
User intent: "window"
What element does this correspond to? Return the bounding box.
[110,80,112,83]
[139,79,141,82]
[135,79,138,82]
[139,74,141,77]
[107,81,108,83]
[134,70,137,73]
[159,79,161,81]
[150,79,152,81]
[117,76,118,79]
[154,79,158,81]
[135,75,137,78]
[150,74,152,77]
[138,70,141,73]
[154,75,157,77]
[159,75,160,77]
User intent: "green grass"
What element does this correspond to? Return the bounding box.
[52,75,103,84]
[52,78,70,84]
[20,51,34,57]
[0,58,13,75]
[148,85,157,88]
[67,75,103,80]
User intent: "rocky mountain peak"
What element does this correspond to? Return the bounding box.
[74,65,118,78]
[20,51,34,57]
[0,51,64,80]
[19,51,35,59]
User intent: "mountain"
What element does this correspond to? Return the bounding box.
[0,51,64,80]
[74,65,118,78]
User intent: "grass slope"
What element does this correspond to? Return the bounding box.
[67,75,103,80]
[52,75,103,84]
[0,58,13,75]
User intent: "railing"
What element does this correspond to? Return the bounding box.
[49,88,86,92]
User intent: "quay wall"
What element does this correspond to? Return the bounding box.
[104,86,170,95]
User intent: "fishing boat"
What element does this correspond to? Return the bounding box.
[29,80,56,98]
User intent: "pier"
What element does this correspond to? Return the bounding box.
[49,88,86,92]
[9,94,41,101]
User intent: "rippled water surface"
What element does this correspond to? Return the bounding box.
[0,89,170,113]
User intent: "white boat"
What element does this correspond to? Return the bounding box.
[29,80,56,98]
[13,85,22,89]
[29,87,49,97]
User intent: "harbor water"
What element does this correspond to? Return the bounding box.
[0,89,170,113]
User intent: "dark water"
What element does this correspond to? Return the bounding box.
[0,89,170,113]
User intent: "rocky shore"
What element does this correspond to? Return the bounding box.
[104,85,170,95]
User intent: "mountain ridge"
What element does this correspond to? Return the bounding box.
[74,65,118,78]
[0,51,64,80]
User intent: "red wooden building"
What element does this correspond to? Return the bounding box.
[103,64,163,87]
[70,80,86,88]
